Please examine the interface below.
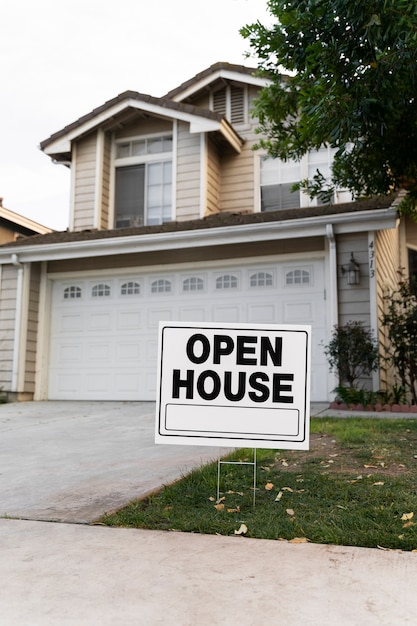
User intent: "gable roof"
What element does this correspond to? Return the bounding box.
[0,202,52,237]
[164,62,270,102]
[40,88,244,163]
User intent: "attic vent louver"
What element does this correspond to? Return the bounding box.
[212,86,245,125]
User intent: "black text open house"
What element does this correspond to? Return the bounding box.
[155,322,311,450]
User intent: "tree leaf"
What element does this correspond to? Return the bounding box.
[286,508,295,516]
[401,512,414,521]
[265,482,274,490]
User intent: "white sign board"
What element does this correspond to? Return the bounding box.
[155,321,311,450]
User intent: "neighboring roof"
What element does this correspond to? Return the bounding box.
[164,62,269,102]
[0,202,52,237]
[0,195,399,264]
[40,89,244,161]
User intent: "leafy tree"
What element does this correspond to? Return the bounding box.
[382,277,417,404]
[241,1,417,209]
[324,322,379,388]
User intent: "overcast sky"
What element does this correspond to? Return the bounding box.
[1,0,271,231]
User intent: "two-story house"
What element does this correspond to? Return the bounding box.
[0,62,414,403]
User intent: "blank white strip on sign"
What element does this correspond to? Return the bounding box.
[164,403,301,440]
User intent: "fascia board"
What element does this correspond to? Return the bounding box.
[43,98,224,155]
[0,208,398,265]
[170,69,270,102]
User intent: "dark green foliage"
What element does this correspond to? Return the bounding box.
[382,278,417,404]
[241,1,417,207]
[324,322,379,387]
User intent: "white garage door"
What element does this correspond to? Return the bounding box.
[48,259,328,401]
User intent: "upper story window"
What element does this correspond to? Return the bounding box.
[114,134,172,228]
[211,85,246,125]
[260,146,337,212]
[64,286,82,299]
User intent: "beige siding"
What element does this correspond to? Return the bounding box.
[24,263,41,393]
[375,227,401,391]
[206,136,221,215]
[219,86,259,214]
[0,264,18,390]
[336,233,371,326]
[73,133,97,231]
[176,121,201,220]
[100,132,112,229]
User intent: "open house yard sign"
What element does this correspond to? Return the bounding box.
[155,321,311,450]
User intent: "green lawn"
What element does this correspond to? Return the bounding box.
[100,417,417,551]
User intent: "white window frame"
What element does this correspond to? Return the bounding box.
[112,132,174,228]
[257,146,341,213]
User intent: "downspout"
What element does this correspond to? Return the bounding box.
[326,224,339,398]
[11,254,24,392]
[326,224,339,328]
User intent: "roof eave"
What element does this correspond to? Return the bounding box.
[42,97,240,157]
[0,207,398,265]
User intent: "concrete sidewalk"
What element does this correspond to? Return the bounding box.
[1,400,417,624]
[1,518,416,625]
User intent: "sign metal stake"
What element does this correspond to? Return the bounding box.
[217,448,257,508]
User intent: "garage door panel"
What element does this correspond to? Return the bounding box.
[87,312,113,331]
[178,307,207,321]
[49,259,329,401]
[117,310,142,329]
[212,304,242,322]
[116,342,141,360]
[247,303,277,323]
[59,313,84,332]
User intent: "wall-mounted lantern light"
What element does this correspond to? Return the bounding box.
[341,253,360,285]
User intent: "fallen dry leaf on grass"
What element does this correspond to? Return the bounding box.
[214,503,225,511]
[234,523,248,535]
[401,512,414,521]
[403,521,415,529]
[282,487,293,492]
[286,508,295,516]
[373,481,384,486]
[289,537,310,544]
[227,506,240,513]
[265,482,274,490]
[275,491,283,502]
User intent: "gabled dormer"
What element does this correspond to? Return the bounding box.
[165,62,269,129]
[40,89,243,232]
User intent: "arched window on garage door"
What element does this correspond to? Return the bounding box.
[63,285,82,299]
[92,283,111,297]
[285,269,310,285]
[151,279,172,293]
[249,271,273,287]
[183,277,204,292]
[216,274,238,289]
[121,281,140,295]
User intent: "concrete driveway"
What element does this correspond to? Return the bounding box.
[0,401,226,523]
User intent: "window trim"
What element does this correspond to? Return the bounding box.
[111,131,174,229]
